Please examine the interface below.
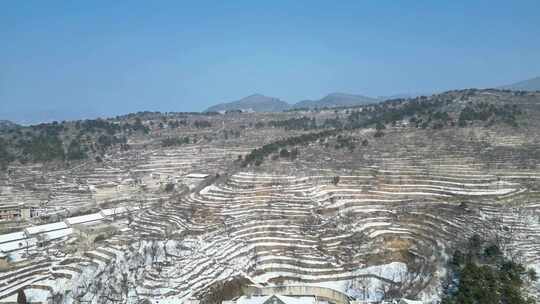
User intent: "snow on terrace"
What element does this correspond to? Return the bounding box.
[213,173,508,281]
[181,177,383,280]
[20,287,59,303]
[186,173,210,179]
[271,262,409,301]
[0,153,537,303]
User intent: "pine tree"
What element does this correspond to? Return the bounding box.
[17,289,27,304]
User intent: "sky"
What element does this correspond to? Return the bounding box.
[1,1,540,124]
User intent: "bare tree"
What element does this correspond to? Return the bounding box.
[149,240,160,263]
[48,291,64,304]
[163,224,175,261]
[376,280,401,302]
[489,207,527,262]
[35,233,52,256]
[348,276,373,301]
[121,272,129,303]
[340,210,355,226]
[70,278,91,303]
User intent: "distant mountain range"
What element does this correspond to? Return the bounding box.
[499,76,540,91]
[204,77,540,113]
[293,93,379,109]
[205,92,383,113]
[378,92,429,100]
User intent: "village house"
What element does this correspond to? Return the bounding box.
[225,295,318,304]
[0,203,40,221]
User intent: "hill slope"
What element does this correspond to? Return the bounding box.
[293,92,379,109]
[0,89,539,303]
[0,120,18,130]
[499,76,540,91]
[205,94,290,112]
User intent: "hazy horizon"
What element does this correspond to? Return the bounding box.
[2,1,540,124]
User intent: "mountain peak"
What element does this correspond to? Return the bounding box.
[246,93,265,98]
[205,94,290,113]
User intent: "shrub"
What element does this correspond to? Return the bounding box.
[164,183,175,192]
[279,148,290,158]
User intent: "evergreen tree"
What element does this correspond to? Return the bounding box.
[17,289,27,304]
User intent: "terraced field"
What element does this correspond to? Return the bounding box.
[1,127,538,303]
[0,90,539,303]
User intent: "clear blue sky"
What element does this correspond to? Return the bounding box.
[1,1,539,123]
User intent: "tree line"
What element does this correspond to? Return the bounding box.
[442,235,536,304]
[0,118,145,167]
